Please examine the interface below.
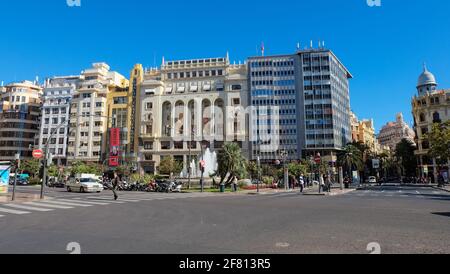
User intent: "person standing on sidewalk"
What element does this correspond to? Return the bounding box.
[111,172,120,200]
[326,175,332,193]
[299,175,305,193]
[232,176,238,192]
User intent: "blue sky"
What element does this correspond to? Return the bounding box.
[1,0,449,132]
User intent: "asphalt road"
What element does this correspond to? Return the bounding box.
[0,185,449,254]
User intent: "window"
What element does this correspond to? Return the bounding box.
[95,102,103,108]
[232,85,242,91]
[82,93,91,98]
[113,97,127,104]
[61,107,66,114]
[419,113,426,122]
[146,102,153,109]
[45,118,50,125]
[433,112,441,123]
[59,138,64,144]
[52,118,58,124]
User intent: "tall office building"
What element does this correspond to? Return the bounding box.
[248,47,352,163]
[137,55,248,174]
[38,75,81,165]
[67,63,128,164]
[0,81,42,160]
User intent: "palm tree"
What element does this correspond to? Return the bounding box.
[216,142,247,186]
[338,144,364,179]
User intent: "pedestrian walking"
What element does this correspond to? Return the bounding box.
[233,176,238,192]
[111,172,120,200]
[299,175,305,193]
[326,175,332,193]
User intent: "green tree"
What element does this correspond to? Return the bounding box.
[20,159,41,178]
[216,142,247,186]
[158,156,183,176]
[48,164,59,177]
[70,161,102,176]
[426,121,450,167]
[288,162,308,178]
[338,144,364,178]
[395,139,417,177]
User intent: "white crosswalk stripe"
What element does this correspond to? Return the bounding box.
[56,199,110,205]
[0,207,30,215]
[25,202,74,209]
[2,204,54,212]
[0,193,219,219]
[40,200,93,207]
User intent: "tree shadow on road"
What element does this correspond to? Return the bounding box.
[432,212,450,218]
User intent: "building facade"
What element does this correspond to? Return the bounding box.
[411,65,450,180]
[67,63,128,164]
[137,55,249,174]
[351,112,378,153]
[377,113,416,152]
[38,76,81,165]
[248,48,352,163]
[0,81,42,160]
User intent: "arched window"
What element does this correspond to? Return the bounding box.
[433,112,441,123]
[419,113,426,122]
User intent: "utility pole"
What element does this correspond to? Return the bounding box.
[12,153,20,201]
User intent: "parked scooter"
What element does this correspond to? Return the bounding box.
[169,181,183,193]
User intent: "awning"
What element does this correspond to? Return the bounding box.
[203,85,211,91]
[190,86,198,92]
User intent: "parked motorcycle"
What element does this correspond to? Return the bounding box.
[169,181,183,193]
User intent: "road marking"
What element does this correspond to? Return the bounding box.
[0,215,4,218]
[0,207,31,215]
[56,199,110,205]
[25,202,74,209]
[416,191,420,195]
[2,204,54,212]
[87,197,140,203]
[432,191,439,194]
[82,199,125,204]
[42,200,93,207]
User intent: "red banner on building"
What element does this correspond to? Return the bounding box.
[109,128,120,167]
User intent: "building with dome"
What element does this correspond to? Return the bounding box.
[377,113,416,152]
[412,65,450,181]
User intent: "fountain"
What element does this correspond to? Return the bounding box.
[180,148,218,179]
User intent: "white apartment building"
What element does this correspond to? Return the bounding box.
[67,63,128,164]
[38,76,81,165]
[138,55,248,174]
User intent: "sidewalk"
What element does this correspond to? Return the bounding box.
[0,193,45,204]
[432,185,450,193]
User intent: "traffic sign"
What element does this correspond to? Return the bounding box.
[32,150,44,159]
[314,153,321,164]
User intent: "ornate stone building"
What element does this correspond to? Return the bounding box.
[378,113,415,152]
[137,55,249,174]
[412,65,450,181]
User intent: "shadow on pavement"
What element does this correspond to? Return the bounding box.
[432,212,450,218]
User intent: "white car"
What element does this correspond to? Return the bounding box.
[368,176,377,184]
[66,178,103,193]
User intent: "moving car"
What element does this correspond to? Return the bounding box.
[368,176,377,184]
[66,174,103,193]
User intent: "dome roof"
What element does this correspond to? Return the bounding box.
[417,65,437,87]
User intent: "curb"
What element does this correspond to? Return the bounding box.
[432,186,450,193]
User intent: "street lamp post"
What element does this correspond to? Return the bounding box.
[11,153,20,201]
[281,150,289,191]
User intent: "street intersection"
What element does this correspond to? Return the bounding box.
[0,185,449,254]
